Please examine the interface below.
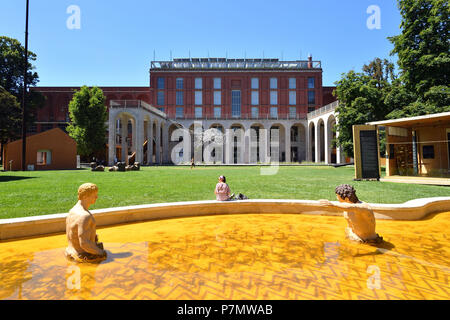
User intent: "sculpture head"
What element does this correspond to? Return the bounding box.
[78,183,98,207]
[335,184,359,203]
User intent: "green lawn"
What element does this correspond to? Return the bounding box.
[0,165,449,219]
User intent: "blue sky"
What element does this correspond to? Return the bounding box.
[0,0,402,87]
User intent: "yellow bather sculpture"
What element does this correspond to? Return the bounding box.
[65,183,107,263]
[320,184,383,244]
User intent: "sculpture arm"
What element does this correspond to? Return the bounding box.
[78,216,105,256]
[319,200,372,213]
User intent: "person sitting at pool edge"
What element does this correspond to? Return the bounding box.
[320,184,383,244]
[215,175,234,201]
[65,183,107,262]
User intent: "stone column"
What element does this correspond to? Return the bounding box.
[108,112,116,166]
[243,124,251,164]
[121,115,128,164]
[135,116,144,164]
[324,120,330,165]
[225,128,233,164]
[162,122,169,164]
[155,121,161,164]
[305,123,311,162]
[147,119,153,165]
[259,128,268,163]
[285,125,291,163]
[315,121,320,163]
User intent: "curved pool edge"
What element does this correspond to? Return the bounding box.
[1,197,450,241]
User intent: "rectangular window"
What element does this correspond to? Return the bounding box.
[289,78,296,89]
[176,78,184,89]
[214,78,221,89]
[270,107,278,118]
[231,90,241,117]
[251,78,259,89]
[195,107,202,118]
[270,78,278,89]
[157,91,165,105]
[289,107,296,118]
[308,77,315,89]
[423,145,435,159]
[176,91,184,106]
[308,91,315,104]
[214,107,221,118]
[270,91,278,105]
[195,91,202,105]
[157,77,165,89]
[37,150,52,165]
[214,91,221,105]
[251,107,259,118]
[289,91,296,105]
[195,78,203,89]
[176,107,184,118]
[251,91,259,105]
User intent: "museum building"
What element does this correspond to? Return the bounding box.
[29,55,342,166]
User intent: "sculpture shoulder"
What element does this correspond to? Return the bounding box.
[68,205,94,224]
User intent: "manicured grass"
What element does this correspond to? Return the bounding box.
[0,165,449,219]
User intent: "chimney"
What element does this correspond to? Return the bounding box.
[308,53,312,69]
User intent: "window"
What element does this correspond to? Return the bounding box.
[251,78,259,89]
[176,91,184,105]
[251,107,259,118]
[251,91,259,105]
[195,78,203,89]
[195,107,202,118]
[195,91,202,105]
[214,91,221,105]
[270,78,278,89]
[37,150,52,165]
[157,91,164,105]
[27,124,37,133]
[41,123,54,131]
[231,90,241,117]
[214,107,221,118]
[423,145,435,159]
[176,78,184,89]
[58,123,68,132]
[289,107,296,118]
[157,77,165,89]
[308,77,315,89]
[289,91,296,105]
[214,78,221,89]
[270,91,278,105]
[270,107,278,118]
[289,78,296,89]
[158,107,165,113]
[176,107,184,118]
[308,91,315,104]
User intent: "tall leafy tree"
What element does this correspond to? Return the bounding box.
[67,86,108,157]
[0,87,21,161]
[0,36,45,141]
[334,59,396,156]
[387,0,449,116]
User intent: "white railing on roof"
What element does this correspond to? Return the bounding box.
[307,101,339,119]
[110,100,167,118]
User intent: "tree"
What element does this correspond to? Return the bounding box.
[0,36,45,142]
[0,87,21,161]
[388,0,449,115]
[334,59,396,156]
[67,86,108,158]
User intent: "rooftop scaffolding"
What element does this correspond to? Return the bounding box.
[151,58,322,70]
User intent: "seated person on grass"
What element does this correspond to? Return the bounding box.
[214,175,234,201]
[320,184,383,244]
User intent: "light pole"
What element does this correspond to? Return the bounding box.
[21,0,29,171]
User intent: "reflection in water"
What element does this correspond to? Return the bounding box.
[0,213,449,300]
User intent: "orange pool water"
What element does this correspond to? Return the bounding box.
[1,212,449,300]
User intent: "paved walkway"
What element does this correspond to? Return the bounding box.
[381,175,450,186]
